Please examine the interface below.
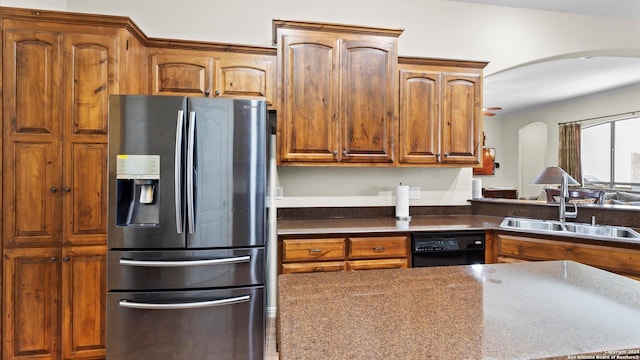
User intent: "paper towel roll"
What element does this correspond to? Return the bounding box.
[396,184,410,219]
[472,179,482,199]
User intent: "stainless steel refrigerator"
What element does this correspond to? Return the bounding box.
[106,95,266,360]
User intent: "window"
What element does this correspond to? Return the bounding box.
[581,115,640,191]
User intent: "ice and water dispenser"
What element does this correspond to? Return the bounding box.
[115,155,160,227]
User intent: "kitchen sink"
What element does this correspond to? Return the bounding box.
[500,218,565,231]
[562,223,640,239]
[500,217,640,241]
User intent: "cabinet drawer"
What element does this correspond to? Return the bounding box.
[348,236,407,259]
[347,259,408,271]
[282,238,345,262]
[281,261,346,274]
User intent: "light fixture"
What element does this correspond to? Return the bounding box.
[530,166,580,186]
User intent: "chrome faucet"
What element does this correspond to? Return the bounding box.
[559,173,577,222]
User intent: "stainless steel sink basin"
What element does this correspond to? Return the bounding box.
[499,217,640,241]
[501,218,565,231]
[563,223,640,239]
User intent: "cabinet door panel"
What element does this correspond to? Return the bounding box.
[279,34,339,162]
[215,55,275,107]
[150,53,214,96]
[398,69,440,163]
[497,234,640,275]
[64,33,118,136]
[340,39,396,163]
[4,142,61,247]
[3,248,60,360]
[3,29,62,136]
[441,73,481,164]
[62,246,107,359]
[64,143,108,245]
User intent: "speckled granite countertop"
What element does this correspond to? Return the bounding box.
[277,215,502,235]
[278,261,640,359]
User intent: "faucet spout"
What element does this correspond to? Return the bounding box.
[559,173,577,222]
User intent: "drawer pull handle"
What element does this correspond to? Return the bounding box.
[308,249,321,254]
[373,246,385,251]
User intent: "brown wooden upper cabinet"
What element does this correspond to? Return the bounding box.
[274,20,402,165]
[398,58,487,166]
[149,48,276,108]
[150,51,214,97]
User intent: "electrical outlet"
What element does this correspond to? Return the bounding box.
[409,186,421,200]
[275,186,284,199]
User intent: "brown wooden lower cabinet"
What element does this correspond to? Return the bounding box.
[281,261,346,274]
[346,258,408,271]
[2,246,107,360]
[61,246,107,359]
[3,247,60,360]
[494,233,640,280]
[280,235,409,274]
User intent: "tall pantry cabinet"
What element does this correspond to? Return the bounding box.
[1,9,145,360]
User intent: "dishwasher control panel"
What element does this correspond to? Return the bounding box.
[412,231,485,253]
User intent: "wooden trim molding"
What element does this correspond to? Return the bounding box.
[399,56,489,69]
[272,19,404,44]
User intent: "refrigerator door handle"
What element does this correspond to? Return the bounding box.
[175,110,185,234]
[118,295,251,310]
[186,111,196,234]
[119,255,251,267]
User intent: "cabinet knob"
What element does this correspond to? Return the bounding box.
[63,187,71,192]
[342,150,347,156]
[215,90,220,96]
[204,89,210,96]
[49,187,58,193]
[49,257,57,262]
[373,246,385,251]
[63,256,70,262]
[444,153,449,158]
[332,150,337,156]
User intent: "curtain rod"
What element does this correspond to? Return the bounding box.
[558,110,640,125]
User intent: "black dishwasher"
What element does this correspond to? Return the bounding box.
[411,231,485,267]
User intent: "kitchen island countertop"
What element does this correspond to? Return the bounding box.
[278,261,640,359]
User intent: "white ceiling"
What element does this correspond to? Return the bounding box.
[445,0,640,19]
[446,0,640,116]
[483,56,640,115]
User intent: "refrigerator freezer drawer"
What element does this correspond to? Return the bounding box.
[106,286,264,360]
[107,248,264,290]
